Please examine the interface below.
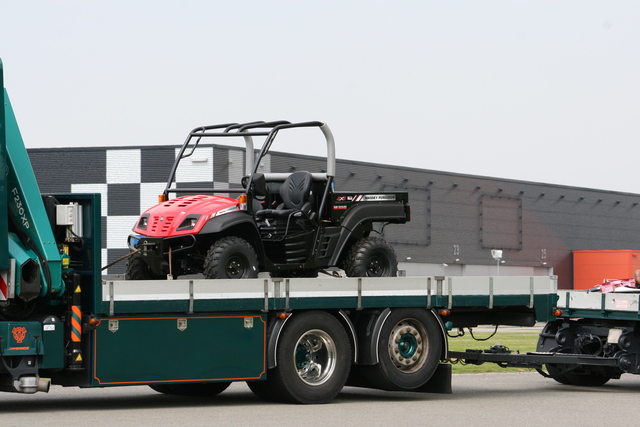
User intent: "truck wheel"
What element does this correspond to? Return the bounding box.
[149,382,231,396]
[203,236,259,279]
[266,311,351,404]
[126,252,163,280]
[246,380,277,402]
[343,237,398,277]
[149,384,174,394]
[363,308,442,390]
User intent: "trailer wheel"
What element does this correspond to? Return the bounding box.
[363,308,442,390]
[343,237,398,277]
[266,311,351,404]
[126,252,163,280]
[540,364,614,386]
[536,321,571,384]
[537,321,614,386]
[203,236,259,279]
[563,370,613,386]
[543,364,572,385]
[149,382,231,396]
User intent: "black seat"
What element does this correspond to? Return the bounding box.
[256,171,314,220]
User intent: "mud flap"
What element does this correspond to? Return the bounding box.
[412,363,452,394]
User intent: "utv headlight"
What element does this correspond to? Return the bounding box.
[177,214,202,230]
[137,214,150,230]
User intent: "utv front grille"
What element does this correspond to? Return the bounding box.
[149,216,175,233]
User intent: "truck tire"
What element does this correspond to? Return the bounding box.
[343,237,398,277]
[125,252,164,280]
[149,382,231,396]
[265,310,351,404]
[203,236,259,279]
[362,308,442,391]
[148,384,174,394]
[246,380,277,402]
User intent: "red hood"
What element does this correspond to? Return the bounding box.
[134,195,240,237]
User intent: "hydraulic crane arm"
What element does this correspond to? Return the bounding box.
[1,59,64,312]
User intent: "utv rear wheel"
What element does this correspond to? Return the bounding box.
[343,237,398,277]
[204,236,259,279]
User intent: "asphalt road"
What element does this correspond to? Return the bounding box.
[2,372,638,427]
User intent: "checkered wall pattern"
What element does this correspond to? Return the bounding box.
[29,145,269,274]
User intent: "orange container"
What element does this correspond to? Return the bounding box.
[573,250,640,290]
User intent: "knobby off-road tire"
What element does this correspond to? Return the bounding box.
[203,236,259,279]
[149,382,231,396]
[362,308,442,391]
[343,236,398,277]
[125,252,163,280]
[253,311,352,404]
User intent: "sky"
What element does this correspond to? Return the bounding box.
[1,1,639,194]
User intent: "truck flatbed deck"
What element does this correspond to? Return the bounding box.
[100,275,558,316]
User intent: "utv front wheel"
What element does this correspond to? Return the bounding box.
[204,236,259,279]
[343,237,398,277]
[125,252,164,280]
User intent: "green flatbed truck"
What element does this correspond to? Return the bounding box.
[1,59,637,403]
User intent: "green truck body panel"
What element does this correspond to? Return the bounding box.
[40,319,65,369]
[0,321,42,356]
[0,318,62,369]
[91,314,266,386]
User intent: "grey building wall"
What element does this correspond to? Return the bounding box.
[325,157,640,288]
[28,145,640,289]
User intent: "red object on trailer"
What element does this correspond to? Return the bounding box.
[573,250,640,290]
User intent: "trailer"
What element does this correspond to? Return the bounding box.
[1,58,639,404]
